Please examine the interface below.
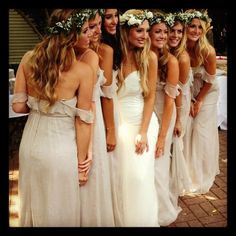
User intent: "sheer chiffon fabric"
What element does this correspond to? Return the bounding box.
[154,81,182,226]
[105,70,122,226]
[79,69,115,227]
[19,95,92,226]
[184,66,220,194]
[169,69,193,204]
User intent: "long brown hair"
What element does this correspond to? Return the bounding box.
[27,9,83,106]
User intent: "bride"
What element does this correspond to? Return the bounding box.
[112,9,159,227]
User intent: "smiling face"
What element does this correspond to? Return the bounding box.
[186,18,203,43]
[168,21,184,48]
[88,12,102,43]
[149,22,168,49]
[103,9,119,35]
[128,19,150,48]
[75,21,91,51]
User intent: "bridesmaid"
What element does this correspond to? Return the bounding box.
[77,9,115,227]
[13,9,93,226]
[185,9,219,194]
[100,8,122,226]
[149,10,181,226]
[166,11,193,207]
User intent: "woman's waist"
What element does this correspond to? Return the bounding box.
[119,106,143,125]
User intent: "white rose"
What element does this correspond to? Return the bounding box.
[56,22,64,28]
[119,14,126,25]
[128,17,141,26]
[146,11,153,19]
[195,11,202,18]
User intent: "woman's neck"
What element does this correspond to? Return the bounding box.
[151,46,159,57]
[187,40,196,50]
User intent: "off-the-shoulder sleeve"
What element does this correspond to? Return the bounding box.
[75,108,94,124]
[60,99,94,123]
[101,84,114,99]
[164,82,180,98]
[203,70,216,84]
[11,92,28,103]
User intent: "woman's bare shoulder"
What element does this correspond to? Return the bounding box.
[75,60,93,76]
[83,49,99,60]
[99,43,113,56]
[168,53,178,66]
[149,50,158,62]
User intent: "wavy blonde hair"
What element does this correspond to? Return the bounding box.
[185,9,212,66]
[168,20,187,60]
[149,10,169,82]
[118,9,151,97]
[27,9,82,107]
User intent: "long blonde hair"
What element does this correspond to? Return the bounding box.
[118,9,151,97]
[169,21,187,59]
[149,10,169,82]
[185,9,212,66]
[27,9,82,106]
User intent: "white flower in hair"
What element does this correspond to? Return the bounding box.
[47,10,89,36]
[120,10,153,26]
[185,9,212,27]
[56,22,64,28]
[128,16,142,26]
[119,14,128,25]
[195,11,202,18]
[165,13,175,27]
[146,11,153,19]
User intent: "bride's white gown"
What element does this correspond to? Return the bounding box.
[114,71,159,227]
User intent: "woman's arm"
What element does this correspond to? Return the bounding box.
[78,50,98,176]
[156,54,179,157]
[12,51,31,113]
[75,62,93,186]
[191,46,216,118]
[174,51,190,137]
[135,51,157,155]
[99,43,116,152]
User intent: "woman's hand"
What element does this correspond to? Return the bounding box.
[135,133,149,155]
[190,100,203,118]
[78,171,88,186]
[155,135,165,158]
[174,119,182,137]
[106,127,116,152]
[78,157,92,176]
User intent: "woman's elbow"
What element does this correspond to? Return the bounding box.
[12,103,29,113]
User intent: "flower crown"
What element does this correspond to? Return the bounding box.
[46,9,90,36]
[150,10,212,29]
[87,9,105,19]
[119,10,153,27]
[172,11,189,24]
[185,10,212,25]
[149,13,175,28]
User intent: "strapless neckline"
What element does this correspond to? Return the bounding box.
[124,70,138,82]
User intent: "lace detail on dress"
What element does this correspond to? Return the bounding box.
[164,82,180,98]
[11,92,28,103]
